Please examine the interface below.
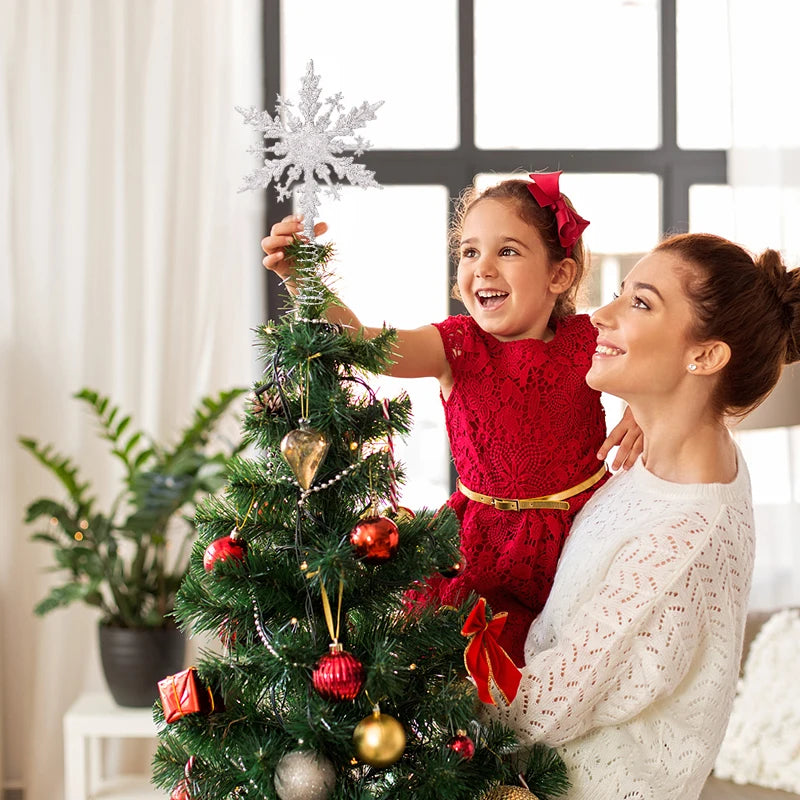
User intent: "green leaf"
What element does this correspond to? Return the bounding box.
[18,438,95,512]
[24,497,72,523]
[123,431,142,455]
[115,415,131,438]
[31,532,60,545]
[75,388,151,477]
[133,448,156,470]
[33,582,91,615]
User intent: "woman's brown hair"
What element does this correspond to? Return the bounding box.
[655,233,800,418]
[449,178,588,321]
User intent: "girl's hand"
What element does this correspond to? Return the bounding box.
[260,214,329,283]
[597,405,643,470]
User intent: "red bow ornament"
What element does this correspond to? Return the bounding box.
[527,171,590,256]
[462,598,522,705]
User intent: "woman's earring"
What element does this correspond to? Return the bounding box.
[687,363,698,372]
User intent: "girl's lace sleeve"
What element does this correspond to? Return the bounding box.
[486,505,748,746]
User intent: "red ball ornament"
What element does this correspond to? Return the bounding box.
[349,515,399,563]
[203,532,247,572]
[312,643,365,701]
[439,556,465,579]
[447,730,475,760]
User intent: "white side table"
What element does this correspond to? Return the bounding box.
[63,692,164,800]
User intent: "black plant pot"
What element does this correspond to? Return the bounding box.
[99,623,186,707]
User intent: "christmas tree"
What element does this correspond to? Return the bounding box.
[152,62,569,800]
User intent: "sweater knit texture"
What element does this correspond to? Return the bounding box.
[485,448,755,800]
[408,313,607,664]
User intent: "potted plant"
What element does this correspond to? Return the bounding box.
[20,386,246,706]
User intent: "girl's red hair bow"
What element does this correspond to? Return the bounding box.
[461,598,522,705]
[527,171,590,257]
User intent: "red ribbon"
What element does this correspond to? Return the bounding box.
[462,598,522,706]
[527,171,590,257]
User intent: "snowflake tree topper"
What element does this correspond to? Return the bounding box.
[238,61,383,240]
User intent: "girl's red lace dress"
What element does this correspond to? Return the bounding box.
[411,313,607,665]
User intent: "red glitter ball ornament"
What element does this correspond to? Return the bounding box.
[447,730,475,760]
[203,532,247,572]
[349,515,399,563]
[312,643,365,701]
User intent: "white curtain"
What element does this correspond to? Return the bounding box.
[725,0,800,611]
[1,1,264,797]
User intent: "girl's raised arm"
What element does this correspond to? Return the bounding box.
[261,215,452,388]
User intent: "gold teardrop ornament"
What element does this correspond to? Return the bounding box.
[280,424,330,490]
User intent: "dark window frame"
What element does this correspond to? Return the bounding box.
[262,0,727,320]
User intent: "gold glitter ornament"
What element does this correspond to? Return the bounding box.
[352,707,406,767]
[273,750,335,800]
[280,423,329,489]
[481,787,540,800]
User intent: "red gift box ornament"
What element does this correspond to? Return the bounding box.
[461,598,522,706]
[158,667,221,723]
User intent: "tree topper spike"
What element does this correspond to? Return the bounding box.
[237,60,383,240]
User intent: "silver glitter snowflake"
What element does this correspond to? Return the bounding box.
[238,61,383,240]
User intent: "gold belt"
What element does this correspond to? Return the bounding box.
[456,463,608,512]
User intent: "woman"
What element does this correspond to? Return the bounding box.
[485,233,800,799]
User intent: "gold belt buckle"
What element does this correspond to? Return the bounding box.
[492,498,520,511]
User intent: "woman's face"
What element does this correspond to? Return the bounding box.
[587,250,699,401]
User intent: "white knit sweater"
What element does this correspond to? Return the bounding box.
[485,448,755,800]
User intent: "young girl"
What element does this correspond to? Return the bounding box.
[261,172,641,665]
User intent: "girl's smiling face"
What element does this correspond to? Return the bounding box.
[587,250,699,400]
[456,198,574,342]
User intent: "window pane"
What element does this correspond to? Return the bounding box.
[688,185,735,238]
[475,0,659,149]
[676,0,732,149]
[724,1,800,148]
[736,429,792,505]
[313,185,451,508]
[282,1,458,150]
[476,171,661,257]
[690,185,800,264]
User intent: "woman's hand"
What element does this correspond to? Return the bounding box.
[260,214,329,284]
[598,405,643,470]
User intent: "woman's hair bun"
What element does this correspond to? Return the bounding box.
[755,249,800,363]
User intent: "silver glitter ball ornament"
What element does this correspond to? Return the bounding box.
[273,750,336,800]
